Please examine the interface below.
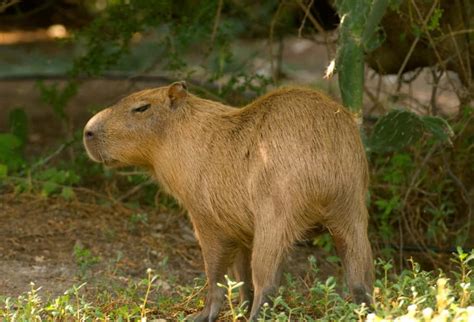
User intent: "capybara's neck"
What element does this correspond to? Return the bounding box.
[151,94,238,204]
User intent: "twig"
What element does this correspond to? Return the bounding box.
[395,0,438,86]
[30,138,76,171]
[409,0,462,100]
[115,170,148,177]
[447,24,472,88]
[0,0,19,13]
[1,0,53,19]
[296,0,334,60]
[429,68,443,115]
[0,73,230,102]
[398,216,403,271]
[118,178,154,202]
[296,0,325,35]
[179,280,207,311]
[402,143,439,214]
[269,0,285,85]
[442,153,472,237]
[375,71,383,103]
[399,143,440,267]
[297,0,314,38]
[436,28,474,41]
[455,110,474,138]
[0,73,174,82]
[208,0,224,53]
[400,67,424,84]
[189,82,226,102]
[364,85,385,115]
[5,175,118,203]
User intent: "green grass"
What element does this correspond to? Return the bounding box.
[1,250,473,321]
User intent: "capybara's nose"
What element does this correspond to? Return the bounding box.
[84,108,109,142]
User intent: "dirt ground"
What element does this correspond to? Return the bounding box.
[0,191,337,298]
[0,190,199,297]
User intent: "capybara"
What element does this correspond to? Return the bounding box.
[83,81,374,321]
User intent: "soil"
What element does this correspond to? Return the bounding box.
[0,189,203,296]
[0,191,336,298]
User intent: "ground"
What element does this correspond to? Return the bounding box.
[0,191,195,296]
[0,190,337,304]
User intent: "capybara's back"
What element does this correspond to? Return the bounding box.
[84,82,373,321]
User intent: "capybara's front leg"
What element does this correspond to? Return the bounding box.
[190,229,236,322]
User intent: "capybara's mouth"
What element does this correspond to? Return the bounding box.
[86,148,120,167]
[84,142,110,164]
[83,142,104,163]
[84,140,125,168]
[102,158,123,168]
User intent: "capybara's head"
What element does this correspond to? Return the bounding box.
[83,81,188,167]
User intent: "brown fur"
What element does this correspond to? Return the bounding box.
[84,82,374,321]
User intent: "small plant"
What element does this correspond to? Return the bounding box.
[217,275,247,321]
[0,253,472,320]
[0,108,28,178]
[140,268,159,321]
[128,212,149,232]
[73,244,101,277]
[312,233,340,264]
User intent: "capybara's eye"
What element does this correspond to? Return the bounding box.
[132,104,151,113]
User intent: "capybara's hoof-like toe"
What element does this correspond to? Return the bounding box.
[185,311,216,322]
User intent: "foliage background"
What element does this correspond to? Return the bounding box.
[0,0,472,320]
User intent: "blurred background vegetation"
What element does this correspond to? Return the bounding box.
[0,0,473,319]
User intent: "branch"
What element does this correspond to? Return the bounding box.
[0,0,20,13]
[395,0,439,85]
[209,0,224,52]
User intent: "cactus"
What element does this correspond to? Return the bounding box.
[369,110,453,153]
[334,0,391,111]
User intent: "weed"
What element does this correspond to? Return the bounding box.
[140,268,159,320]
[1,253,473,320]
[128,212,149,232]
[217,275,247,321]
[73,244,101,277]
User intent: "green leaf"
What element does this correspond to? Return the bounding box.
[421,116,453,144]
[61,187,75,200]
[0,133,21,150]
[0,133,25,171]
[37,81,78,119]
[0,164,7,179]
[369,110,424,152]
[9,108,28,146]
[369,111,455,153]
[35,168,80,186]
[41,181,59,197]
[427,8,443,31]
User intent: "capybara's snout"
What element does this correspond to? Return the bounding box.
[83,109,109,163]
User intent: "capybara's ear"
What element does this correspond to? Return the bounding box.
[168,81,188,109]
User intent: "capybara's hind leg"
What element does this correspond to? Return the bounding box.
[248,227,288,320]
[329,210,374,305]
[231,247,253,306]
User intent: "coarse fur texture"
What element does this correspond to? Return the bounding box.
[84,82,374,321]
